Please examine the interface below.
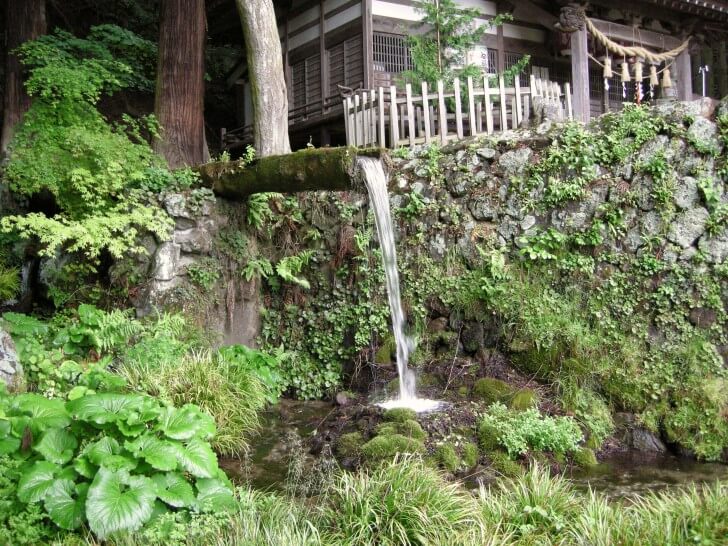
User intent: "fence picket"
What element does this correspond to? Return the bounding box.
[344,97,352,143]
[390,85,399,146]
[454,77,463,139]
[565,83,573,120]
[422,82,431,144]
[498,74,507,131]
[353,93,360,146]
[378,87,385,147]
[467,76,476,136]
[437,80,447,145]
[370,90,377,145]
[514,74,523,126]
[484,75,494,134]
[406,83,415,146]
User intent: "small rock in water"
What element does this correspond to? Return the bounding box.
[335,391,354,407]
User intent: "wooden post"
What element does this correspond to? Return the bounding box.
[319,0,326,114]
[378,87,386,147]
[675,48,693,101]
[362,0,373,89]
[565,82,573,120]
[437,80,447,145]
[390,85,399,147]
[344,97,352,144]
[570,26,590,123]
[406,83,415,146]
[454,78,464,139]
[498,74,507,130]
[370,89,377,145]
[467,76,477,136]
[422,82,431,144]
[362,91,370,144]
[484,75,494,135]
[514,74,523,126]
[353,93,360,146]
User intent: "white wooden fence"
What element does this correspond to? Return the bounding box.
[343,74,572,148]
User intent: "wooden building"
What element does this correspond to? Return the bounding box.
[221,0,728,151]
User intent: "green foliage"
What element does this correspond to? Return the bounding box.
[119,350,266,457]
[246,193,279,230]
[321,456,485,545]
[186,258,221,291]
[276,250,315,289]
[0,384,233,540]
[336,432,365,458]
[217,343,286,403]
[509,389,539,411]
[479,402,583,458]
[572,447,598,468]
[435,443,460,472]
[0,264,20,302]
[557,382,614,449]
[488,450,522,478]
[1,26,173,303]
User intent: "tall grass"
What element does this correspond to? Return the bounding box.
[120,350,267,456]
[0,264,19,302]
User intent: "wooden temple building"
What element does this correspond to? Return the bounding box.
[218,0,728,150]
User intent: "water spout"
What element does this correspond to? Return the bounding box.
[358,157,441,413]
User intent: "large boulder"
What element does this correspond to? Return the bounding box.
[0,328,22,390]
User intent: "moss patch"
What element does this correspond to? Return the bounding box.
[462,442,479,469]
[375,419,427,441]
[477,422,500,452]
[383,408,417,423]
[361,434,425,461]
[509,388,539,411]
[573,447,598,468]
[489,450,522,477]
[473,377,512,404]
[436,443,460,472]
[336,432,365,458]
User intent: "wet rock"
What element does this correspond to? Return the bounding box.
[151,242,181,281]
[461,321,484,354]
[468,196,497,221]
[687,118,719,153]
[0,328,22,390]
[498,148,532,178]
[632,428,667,453]
[427,317,449,333]
[667,207,709,248]
[698,228,728,263]
[335,391,355,407]
[174,228,213,254]
[163,193,191,218]
[689,307,717,329]
[476,147,497,160]
[447,173,472,197]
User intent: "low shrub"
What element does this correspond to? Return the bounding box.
[479,402,583,457]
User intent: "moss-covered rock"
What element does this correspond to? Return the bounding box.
[457,386,469,397]
[383,407,417,423]
[509,388,539,411]
[573,447,598,468]
[477,421,501,452]
[462,442,479,469]
[472,377,512,404]
[375,419,427,441]
[336,432,365,458]
[375,335,395,364]
[361,433,425,461]
[489,450,522,477]
[436,443,460,472]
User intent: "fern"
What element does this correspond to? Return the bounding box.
[242,258,273,282]
[95,309,144,352]
[275,250,314,289]
[246,193,280,230]
[0,265,20,302]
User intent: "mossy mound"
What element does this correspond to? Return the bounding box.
[336,432,365,458]
[375,335,395,364]
[383,407,417,423]
[472,377,512,404]
[376,419,427,441]
[436,443,460,472]
[509,388,539,411]
[573,447,598,468]
[461,442,479,469]
[489,450,522,477]
[477,421,501,452]
[361,433,425,461]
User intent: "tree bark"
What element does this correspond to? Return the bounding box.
[153,0,209,168]
[235,0,291,157]
[197,148,384,199]
[1,0,46,156]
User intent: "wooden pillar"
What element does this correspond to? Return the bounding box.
[570,27,590,123]
[362,0,373,89]
[676,48,693,100]
[320,0,327,113]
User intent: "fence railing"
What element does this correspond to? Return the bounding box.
[343,75,572,148]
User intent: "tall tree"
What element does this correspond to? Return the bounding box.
[153,0,208,168]
[236,0,291,157]
[1,0,46,155]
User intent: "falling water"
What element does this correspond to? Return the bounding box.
[358,157,441,412]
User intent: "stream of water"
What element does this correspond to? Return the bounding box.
[358,157,441,412]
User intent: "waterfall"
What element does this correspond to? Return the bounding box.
[358,157,440,412]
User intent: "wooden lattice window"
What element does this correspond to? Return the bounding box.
[373,32,413,74]
[328,34,363,97]
[291,54,321,111]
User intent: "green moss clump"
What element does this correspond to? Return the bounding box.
[375,419,427,441]
[473,377,512,404]
[489,450,522,477]
[462,442,479,469]
[510,389,539,411]
[375,336,395,364]
[436,443,460,472]
[477,422,500,452]
[336,432,365,458]
[375,423,399,436]
[418,373,440,388]
[383,408,417,423]
[457,386,469,397]
[573,447,598,468]
[361,434,425,461]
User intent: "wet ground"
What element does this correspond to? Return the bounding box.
[221,399,728,498]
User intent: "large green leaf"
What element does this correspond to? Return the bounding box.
[66,393,146,425]
[124,434,178,471]
[0,435,20,455]
[151,472,195,508]
[156,405,215,441]
[34,429,78,464]
[44,479,88,530]
[195,478,236,513]
[85,436,121,465]
[12,394,70,431]
[85,467,156,539]
[174,438,218,478]
[17,460,60,503]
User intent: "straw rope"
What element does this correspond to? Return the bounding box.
[584,17,690,63]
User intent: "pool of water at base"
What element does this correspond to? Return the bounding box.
[220,401,728,497]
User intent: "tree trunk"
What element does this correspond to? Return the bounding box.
[235,0,291,157]
[1,0,46,156]
[153,0,209,168]
[197,148,383,199]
